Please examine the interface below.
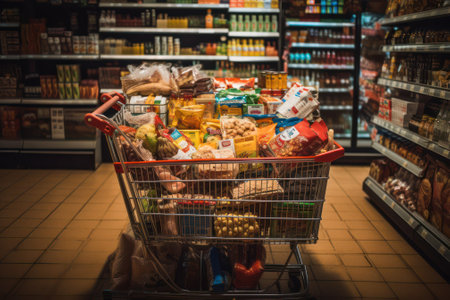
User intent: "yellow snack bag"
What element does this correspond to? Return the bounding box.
[174,104,205,129]
[234,135,258,172]
[180,130,201,148]
[257,123,277,145]
[200,119,221,143]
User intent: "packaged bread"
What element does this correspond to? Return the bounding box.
[231,180,284,200]
[192,145,239,179]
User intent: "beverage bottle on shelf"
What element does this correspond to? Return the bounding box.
[237,15,244,31]
[331,51,336,64]
[236,39,242,56]
[305,51,311,64]
[205,9,213,29]
[242,39,248,56]
[99,11,106,27]
[251,15,257,32]
[311,50,317,63]
[439,104,450,148]
[264,15,270,32]
[111,11,116,27]
[244,15,250,31]
[248,39,254,55]
[257,15,264,32]
[230,14,237,31]
[305,70,310,86]
[294,51,300,63]
[271,15,277,32]
[271,0,278,8]
[299,51,305,64]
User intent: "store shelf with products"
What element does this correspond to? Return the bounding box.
[20,54,100,60]
[0,22,19,28]
[0,55,20,60]
[319,87,350,93]
[228,56,279,62]
[288,64,354,70]
[99,27,229,34]
[98,3,229,9]
[100,88,123,94]
[363,176,450,279]
[22,139,98,150]
[228,7,280,13]
[0,99,21,105]
[228,31,279,38]
[100,54,228,61]
[372,117,450,159]
[286,21,354,28]
[0,139,23,149]
[321,105,353,110]
[380,6,450,25]
[377,78,450,101]
[291,43,354,49]
[21,99,98,106]
[382,44,450,53]
[372,142,425,177]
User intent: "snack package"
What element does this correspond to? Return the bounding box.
[180,130,201,148]
[164,128,197,158]
[257,123,277,145]
[200,119,222,145]
[243,104,264,115]
[273,117,302,134]
[266,119,328,157]
[217,96,247,117]
[214,78,228,90]
[259,96,283,114]
[214,211,260,238]
[169,96,196,127]
[430,163,449,231]
[121,63,176,96]
[225,78,255,89]
[220,116,257,140]
[277,84,319,119]
[174,104,205,129]
[244,115,276,128]
[234,135,258,160]
[195,95,216,119]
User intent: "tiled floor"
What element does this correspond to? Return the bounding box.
[0,165,448,299]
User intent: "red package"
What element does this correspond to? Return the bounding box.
[214,78,227,90]
[233,260,264,290]
[225,78,255,89]
[267,119,328,157]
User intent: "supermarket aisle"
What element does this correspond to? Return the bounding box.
[0,165,448,299]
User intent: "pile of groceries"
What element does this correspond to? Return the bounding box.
[107,63,338,292]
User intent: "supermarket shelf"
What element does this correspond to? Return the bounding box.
[100,54,227,61]
[228,31,279,38]
[99,27,229,34]
[98,3,228,9]
[22,139,97,150]
[291,43,354,49]
[380,6,450,25]
[288,63,354,70]
[0,99,21,105]
[22,99,98,106]
[363,177,450,279]
[0,55,20,60]
[228,7,280,13]
[372,141,425,177]
[319,88,350,93]
[0,23,20,28]
[334,133,352,138]
[286,21,354,28]
[228,56,279,62]
[321,105,353,110]
[20,54,99,60]
[0,140,23,149]
[372,116,450,160]
[382,44,450,53]
[378,78,450,101]
[100,88,123,94]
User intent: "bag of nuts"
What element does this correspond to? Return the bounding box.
[220,116,257,140]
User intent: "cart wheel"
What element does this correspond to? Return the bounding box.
[288,274,301,292]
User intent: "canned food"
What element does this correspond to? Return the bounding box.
[58,83,66,99]
[72,83,80,99]
[70,65,80,83]
[65,83,73,99]
[72,36,80,54]
[56,65,65,82]
[64,65,71,83]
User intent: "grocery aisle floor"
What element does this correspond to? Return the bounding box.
[0,165,448,299]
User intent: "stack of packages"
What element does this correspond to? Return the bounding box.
[109,63,337,292]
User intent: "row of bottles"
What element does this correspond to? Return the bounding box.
[227,39,278,56]
[289,50,354,65]
[229,0,279,8]
[214,62,273,78]
[291,70,352,88]
[229,15,277,32]
[287,28,354,44]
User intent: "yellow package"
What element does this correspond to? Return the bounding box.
[200,119,221,143]
[257,123,277,145]
[169,97,196,127]
[198,141,218,149]
[180,130,201,148]
[174,104,205,129]
[218,103,243,117]
[234,135,258,172]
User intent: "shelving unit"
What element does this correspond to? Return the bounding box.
[382,44,450,53]
[229,56,279,62]
[98,3,228,9]
[99,27,229,34]
[20,54,99,60]
[291,43,354,49]
[21,99,98,106]
[288,63,354,70]
[100,54,228,61]
[319,88,350,93]
[228,7,280,13]
[377,78,450,101]
[372,117,450,159]
[380,6,450,25]
[363,177,450,279]
[321,105,353,110]
[286,21,354,27]
[372,142,425,177]
[0,22,19,28]
[228,31,279,37]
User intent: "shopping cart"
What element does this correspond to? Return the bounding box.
[85,92,344,299]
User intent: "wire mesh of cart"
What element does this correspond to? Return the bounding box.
[85,92,344,299]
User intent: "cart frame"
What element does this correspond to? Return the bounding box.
[85,92,344,299]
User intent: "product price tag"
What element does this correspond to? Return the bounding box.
[412,135,420,143]
[390,200,395,208]
[402,161,408,168]
[443,150,449,157]
[420,229,428,238]
[419,87,425,93]
[407,217,414,226]
[438,245,446,255]
[411,14,417,19]
[429,143,435,150]
[440,90,446,98]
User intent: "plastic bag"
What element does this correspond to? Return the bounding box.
[121,63,176,96]
[124,110,156,126]
[174,104,205,129]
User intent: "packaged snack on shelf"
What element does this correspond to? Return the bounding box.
[174,104,205,129]
[179,130,201,148]
[259,96,283,115]
[195,94,215,119]
[417,160,437,220]
[193,146,239,180]
[217,95,247,117]
[214,78,228,90]
[225,78,255,89]
[430,162,449,231]
[200,119,222,145]
[277,84,319,119]
[266,119,328,157]
[257,123,277,145]
[243,104,264,115]
[234,135,258,161]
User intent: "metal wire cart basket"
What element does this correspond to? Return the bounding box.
[85,92,344,299]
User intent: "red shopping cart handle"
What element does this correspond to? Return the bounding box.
[84,92,126,136]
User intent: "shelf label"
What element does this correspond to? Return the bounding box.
[438,245,446,255]
[419,87,425,93]
[420,229,428,238]
[390,200,395,208]
[443,150,449,157]
[407,217,415,226]
[428,143,435,150]
[440,90,446,98]
[402,161,409,168]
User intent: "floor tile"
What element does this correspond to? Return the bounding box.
[389,283,434,300]
[63,264,105,279]
[326,229,354,240]
[309,254,341,266]
[426,283,450,300]
[359,240,394,254]
[349,229,384,241]
[38,250,79,264]
[17,238,54,250]
[13,279,58,296]
[50,240,84,251]
[317,281,360,298]
[331,240,363,253]
[354,281,396,298]
[378,268,421,283]
[387,240,417,255]
[25,264,69,279]
[346,267,384,282]
[2,250,43,264]
[0,264,32,278]
[311,265,350,281]
[0,278,19,296]
[339,254,371,267]
[367,254,407,268]
[53,279,97,296]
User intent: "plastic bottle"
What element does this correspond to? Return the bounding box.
[264,15,270,32]
[257,15,264,32]
[99,11,106,28]
[236,39,241,56]
[230,14,237,31]
[244,15,250,31]
[242,39,248,56]
[237,15,244,31]
[271,15,277,32]
[248,39,254,56]
[205,9,213,29]
[251,15,257,32]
